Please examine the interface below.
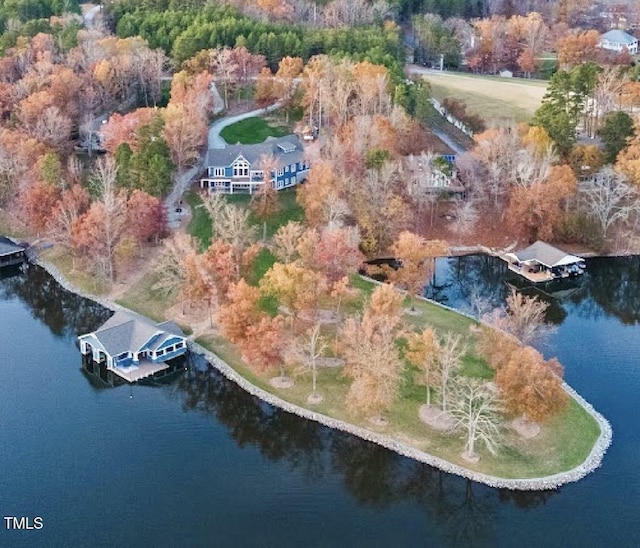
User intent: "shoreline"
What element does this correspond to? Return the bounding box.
[30,254,613,491]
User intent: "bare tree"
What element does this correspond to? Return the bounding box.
[288,323,328,403]
[212,47,239,109]
[437,332,466,413]
[450,198,479,245]
[201,191,257,249]
[484,287,554,346]
[450,378,503,462]
[580,167,640,240]
[152,233,197,310]
[272,221,304,263]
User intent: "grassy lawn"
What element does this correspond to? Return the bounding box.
[116,269,173,323]
[423,72,548,124]
[185,187,304,249]
[40,247,108,295]
[184,190,213,250]
[220,117,291,145]
[195,287,601,479]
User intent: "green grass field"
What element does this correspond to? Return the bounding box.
[424,72,548,124]
[185,187,304,250]
[220,117,290,145]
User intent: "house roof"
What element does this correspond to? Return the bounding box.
[513,241,583,268]
[84,310,185,357]
[205,135,305,168]
[0,236,25,257]
[600,29,638,45]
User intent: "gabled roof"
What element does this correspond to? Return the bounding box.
[514,241,583,268]
[600,29,638,45]
[206,135,305,169]
[0,236,25,257]
[82,310,185,357]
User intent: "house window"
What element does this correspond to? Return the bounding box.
[278,168,284,176]
[214,167,224,177]
[285,165,289,173]
[233,163,249,177]
[292,164,296,172]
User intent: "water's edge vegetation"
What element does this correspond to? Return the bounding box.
[31,256,612,491]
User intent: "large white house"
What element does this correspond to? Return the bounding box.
[599,29,638,55]
[200,135,309,194]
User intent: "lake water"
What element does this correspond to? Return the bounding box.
[1,258,639,547]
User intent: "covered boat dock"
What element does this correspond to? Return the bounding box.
[0,236,26,268]
[503,241,586,283]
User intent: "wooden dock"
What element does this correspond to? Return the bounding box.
[112,359,170,383]
[507,263,554,283]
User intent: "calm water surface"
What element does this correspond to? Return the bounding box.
[1,259,639,547]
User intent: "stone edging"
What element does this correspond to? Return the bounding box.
[32,256,613,491]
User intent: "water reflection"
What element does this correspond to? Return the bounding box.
[3,260,565,545]
[428,254,640,326]
[171,354,558,545]
[0,263,111,338]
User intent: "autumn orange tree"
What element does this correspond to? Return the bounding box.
[241,315,286,373]
[217,279,263,344]
[404,327,440,407]
[506,165,577,242]
[340,283,404,421]
[297,226,364,283]
[472,324,522,371]
[72,158,128,284]
[496,346,569,423]
[388,232,448,310]
[259,261,328,325]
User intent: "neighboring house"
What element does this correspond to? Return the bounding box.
[78,311,187,382]
[200,135,310,194]
[401,155,464,194]
[599,29,639,54]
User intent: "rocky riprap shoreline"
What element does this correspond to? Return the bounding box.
[32,255,612,491]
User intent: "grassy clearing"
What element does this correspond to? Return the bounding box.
[424,72,548,124]
[220,117,290,145]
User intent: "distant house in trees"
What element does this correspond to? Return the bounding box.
[599,29,638,55]
[78,311,188,382]
[200,135,310,194]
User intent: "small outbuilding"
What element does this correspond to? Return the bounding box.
[503,241,586,283]
[78,311,188,382]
